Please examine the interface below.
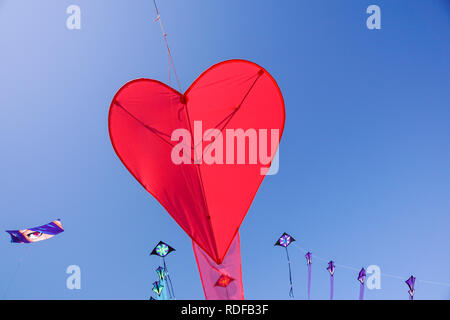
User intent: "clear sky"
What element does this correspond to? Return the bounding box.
[0,0,449,300]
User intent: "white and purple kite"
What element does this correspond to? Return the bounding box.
[305,252,312,300]
[357,268,366,300]
[405,276,416,300]
[327,260,335,300]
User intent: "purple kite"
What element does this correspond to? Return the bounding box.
[405,276,416,300]
[305,252,312,300]
[358,268,366,300]
[327,261,335,300]
[275,233,295,298]
[6,219,64,243]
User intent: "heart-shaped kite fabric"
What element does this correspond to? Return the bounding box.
[109,60,285,264]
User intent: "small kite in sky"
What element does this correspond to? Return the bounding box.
[156,266,165,280]
[150,241,175,257]
[152,281,164,297]
[327,260,335,300]
[405,275,416,300]
[6,219,64,243]
[327,260,335,276]
[358,268,366,300]
[275,233,295,248]
[155,266,168,300]
[275,233,295,298]
[305,252,312,300]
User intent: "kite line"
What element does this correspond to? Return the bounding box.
[153,0,182,92]
[162,256,176,299]
[2,256,23,299]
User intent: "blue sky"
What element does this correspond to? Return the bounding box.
[0,0,449,299]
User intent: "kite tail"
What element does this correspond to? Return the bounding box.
[155,282,165,300]
[161,278,167,300]
[166,275,175,299]
[330,275,334,300]
[359,283,365,300]
[285,247,294,298]
[307,264,311,300]
[163,258,176,299]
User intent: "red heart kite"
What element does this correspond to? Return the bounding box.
[108,60,285,266]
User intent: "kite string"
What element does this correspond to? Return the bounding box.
[162,256,176,299]
[2,255,24,299]
[160,257,171,299]
[285,247,294,298]
[291,243,450,288]
[153,0,182,92]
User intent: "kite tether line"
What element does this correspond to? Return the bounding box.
[162,256,176,299]
[285,247,294,298]
[2,256,23,299]
[153,0,182,92]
